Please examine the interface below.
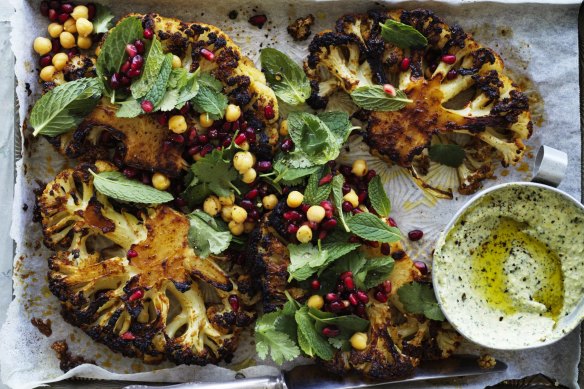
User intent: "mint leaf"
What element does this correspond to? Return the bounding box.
[379,19,428,49]
[192,85,228,120]
[273,158,319,184]
[198,72,223,92]
[288,112,339,165]
[347,213,401,243]
[30,78,102,136]
[141,54,173,108]
[308,308,369,333]
[368,176,391,217]
[115,98,143,118]
[317,111,354,143]
[350,85,412,111]
[90,170,173,204]
[303,166,331,205]
[354,256,394,290]
[318,241,361,272]
[295,307,334,360]
[188,149,238,197]
[187,210,232,258]
[96,16,144,94]
[260,47,310,105]
[397,282,445,321]
[92,4,115,34]
[428,144,465,168]
[255,311,300,364]
[288,243,329,281]
[131,37,166,99]
[332,174,350,232]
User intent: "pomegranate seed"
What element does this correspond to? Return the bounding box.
[340,271,353,279]
[239,199,254,211]
[441,54,457,64]
[110,73,121,89]
[349,236,360,243]
[228,295,240,311]
[325,293,339,302]
[447,69,457,80]
[348,293,358,306]
[48,9,58,22]
[344,277,355,290]
[310,279,320,290]
[414,261,428,275]
[301,204,311,213]
[140,100,154,113]
[248,208,260,220]
[51,37,61,53]
[356,291,369,303]
[355,303,367,317]
[287,224,299,234]
[304,221,318,231]
[67,48,79,59]
[365,170,377,183]
[388,217,398,227]
[319,174,333,186]
[284,211,301,221]
[342,201,354,212]
[256,161,272,172]
[120,60,131,73]
[169,134,184,144]
[264,105,275,119]
[87,3,96,19]
[198,134,209,144]
[245,189,259,200]
[123,167,138,178]
[321,218,337,230]
[374,291,388,303]
[281,138,294,152]
[358,191,367,203]
[40,1,50,16]
[127,68,141,78]
[382,280,392,294]
[188,146,201,156]
[187,128,198,142]
[128,289,144,302]
[208,128,219,139]
[408,229,423,241]
[234,133,247,145]
[320,201,333,211]
[134,40,145,54]
[121,331,135,340]
[383,83,396,97]
[143,28,154,39]
[127,249,138,258]
[174,197,187,207]
[125,44,138,58]
[39,54,53,67]
[400,57,411,71]
[342,183,351,195]
[60,3,73,14]
[200,144,213,157]
[318,230,328,240]
[131,55,144,70]
[58,13,69,23]
[141,172,151,184]
[381,243,391,255]
[391,250,405,260]
[49,1,59,10]
[339,165,352,176]
[200,48,215,61]
[248,14,268,28]
[328,301,343,313]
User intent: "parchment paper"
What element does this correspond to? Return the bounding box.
[2,0,581,388]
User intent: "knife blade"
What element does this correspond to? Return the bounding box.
[123,355,506,389]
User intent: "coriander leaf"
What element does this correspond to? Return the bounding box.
[368,176,391,217]
[288,243,329,282]
[90,170,173,204]
[187,210,232,258]
[96,16,143,93]
[354,256,394,290]
[131,37,166,99]
[192,85,228,120]
[92,4,115,34]
[397,282,445,321]
[428,144,465,168]
[347,213,401,243]
[115,98,143,118]
[329,336,351,351]
[303,166,331,205]
[141,54,173,108]
[182,181,211,208]
[332,175,350,232]
[379,19,428,49]
[255,311,300,364]
[260,47,311,105]
[317,111,355,143]
[30,78,102,136]
[188,149,238,197]
[295,307,334,360]
[174,74,200,109]
[350,85,412,111]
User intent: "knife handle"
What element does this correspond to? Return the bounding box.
[124,375,286,389]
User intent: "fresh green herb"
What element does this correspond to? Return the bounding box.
[92,4,115,34]
[192,85,228,120]
[96,16,144,94]
[197,73,223,91]
[368,176,391,217]
[316,241,361,274]
[131,37,166,100]
[428,144,466,168]
[90,170,173,204]
[397,282,446,321]
[140,54,173,108]
[187,210,232,258]
[317,111,354,143]
[332,174,351,232]
[295,307,334,360]
[350,85,412,111]
[379,19,428,49]
[303,166,332,205]
[272,158,320,185]
[260,47,311,105]
[255,310,301,364]
[115,98,143,118]
[307,307,369,333]
[287,243,329,282]
[30,78,102,137]
[347,212,401,243]
[354,257,394,290]
[183,148,239,204]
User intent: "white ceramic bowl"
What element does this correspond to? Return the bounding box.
[432,182,584,350]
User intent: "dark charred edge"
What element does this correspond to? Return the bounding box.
[306,31,362,69]
[51,340,96,373]
[287,14,315,41]
[189,269,234,292]
[306,79,329,109]
[63,55,97,82]
[165,336,232,365]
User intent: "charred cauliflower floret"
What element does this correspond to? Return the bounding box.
[305,9,532,196]
[287,14,315,41]
[39,161,255,365]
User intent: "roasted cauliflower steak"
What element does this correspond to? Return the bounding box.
[305,9,532,196]
[39,161,255,364]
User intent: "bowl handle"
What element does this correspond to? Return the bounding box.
[531,145,568,187]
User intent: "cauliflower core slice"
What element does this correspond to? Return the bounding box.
[40,162,255,365]
[305,9,532,196]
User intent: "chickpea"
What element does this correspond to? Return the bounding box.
[262,194,278,210]
[233,151,254,173]
[172,55,182,69]
[343,189,359,208]
[221,205,233,222]
[286,191,304,208]
[279,119,288,136]
[225,104,241,122]
[350,332,368,351]
[47,23,63,38]
[351,159,368,177]
[151,173,171,191]
[169,115,187,134]
[228,220,244,236]
[63,18,77,33]
[39,65,56,82]
[296,225,313,243]
[231,206,248,224]
[307,205,326,223]
[51,53,68,71]
[243,221,256,233]
[199,113,213,128]
[71,5,89,20]
[33,37,52,55]
[76,18,93,38]
[60,31,76,49]
[77,36,92,50]
[218,192,235,206]
[241,167,257,184]
[307,295,324,310]
[203,195,222,217]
